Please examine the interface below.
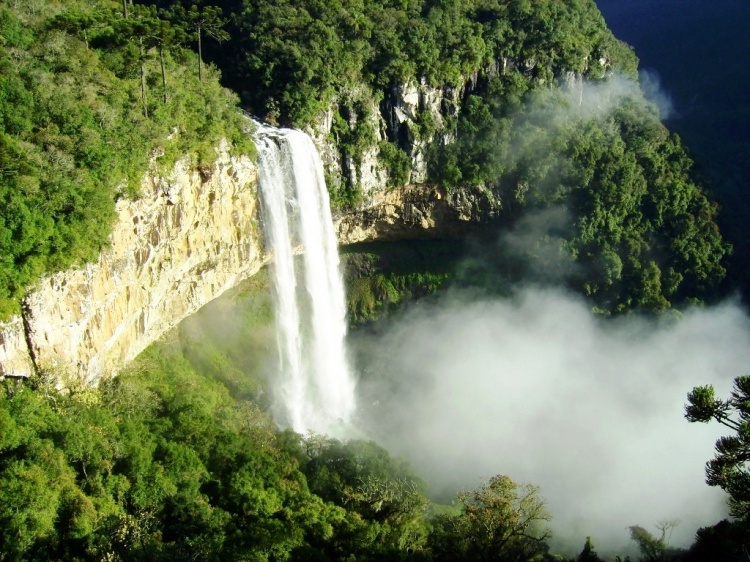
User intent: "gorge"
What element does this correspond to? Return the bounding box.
[2,0,748,559]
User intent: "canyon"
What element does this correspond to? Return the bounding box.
[0,115,494,382]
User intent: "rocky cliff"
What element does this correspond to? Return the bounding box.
[0,76,512,382]
[315,78,510,243]
[0,141,264,382]
[309,80,462,197]
[335,183,502,244]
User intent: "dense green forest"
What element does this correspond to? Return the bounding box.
[2,278,744,561]
[0,282,555,561]
[0,0,251,318]
[0,0,731,315]
[0,347,560,561]
[595,0,750,298]
[160,0,728,314]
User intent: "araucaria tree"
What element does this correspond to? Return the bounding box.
[685,377,750,518]
[170,4,228,82]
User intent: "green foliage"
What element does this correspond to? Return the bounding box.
[685,519,750,562]
[430,80,729,313]
[142,0,725,313]
[343,241,462,324]
[378,140,412,188]
[627,521,683,562]
[686,377,750,520]
[577,536,605,562]
[0,342,320,561]
[328,95,376,206]
[685,385,731,425]
[430,475,551,562]
[194,0,635,127]
[0,1,252,319]
[301,436,431,558]
[0,274,439,561]
[167,4,229,82]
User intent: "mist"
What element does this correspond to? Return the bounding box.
[353,287,750,555]
[639,69,676,120]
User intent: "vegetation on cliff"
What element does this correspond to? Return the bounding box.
[178,0,636,126]
[429,82,729,313]
[0,0,250,318]
[158,0,729,313]
[0,0,731,316]
[0,1,742,558]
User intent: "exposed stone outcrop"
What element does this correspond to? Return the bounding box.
[0,316,33,379]
[309,79,465,203]
[0,141,264,382]
[335,183,502,244]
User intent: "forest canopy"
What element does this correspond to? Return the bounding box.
[0,0,250,318]
[0,0,731,316]
[0,330,558,561]
[174,0,639,126]
[168,0,728,313]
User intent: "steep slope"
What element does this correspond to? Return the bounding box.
[1,144,261,380]
[0,0,251,318]
[0,0,734,380]
[196,0,729,313]
[595,0,750,295]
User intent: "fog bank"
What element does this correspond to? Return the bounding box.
[354,288,750,554]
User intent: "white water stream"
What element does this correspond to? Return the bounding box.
[255,125,356,435]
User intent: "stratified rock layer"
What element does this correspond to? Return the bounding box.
[0,141,264,381]
[335,183,501,244]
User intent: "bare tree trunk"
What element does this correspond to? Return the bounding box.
[140,37,148,118]
[160,44,167,103]
[122,0,128,18]
[197,27,203,82]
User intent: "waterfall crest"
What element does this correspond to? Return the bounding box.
[255,125,356,435]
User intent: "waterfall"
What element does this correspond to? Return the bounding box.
[255,125,356,435]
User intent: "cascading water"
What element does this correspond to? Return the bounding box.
[255,125,356,435]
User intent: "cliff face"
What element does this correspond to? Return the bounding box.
[335,183,502,244]
[309,79,464,202]
[0,76,517,382]
[312,78,511,244]
[0,142,264,382]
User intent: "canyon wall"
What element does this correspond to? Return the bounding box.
[0,141,264,382]
[0,74,521,382]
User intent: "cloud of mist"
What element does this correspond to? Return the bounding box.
[353,288,750,555]
[515,72,674,141]
[345,71,725,555]
[639,68,676,120]
[492,206,578,285]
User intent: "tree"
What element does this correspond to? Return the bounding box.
[628,521,681,562]
[431,475,551,562]
[685,377,750,519]
[302,437,430,557]
[50,9,109,49]
[133,5,187,104]
[577,536,604,562]
[115,7,161,117]
[170,4,229,82]
[149,14,186,103]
